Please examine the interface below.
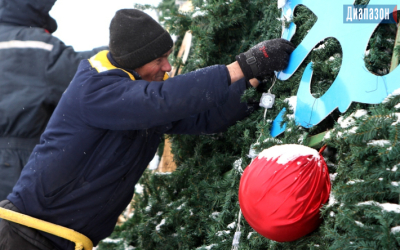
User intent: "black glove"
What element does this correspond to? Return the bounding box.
[236,38,295,80]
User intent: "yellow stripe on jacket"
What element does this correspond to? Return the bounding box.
[89,50,169,81]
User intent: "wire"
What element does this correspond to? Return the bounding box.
[268,75,277,93]
[231,209,243,250]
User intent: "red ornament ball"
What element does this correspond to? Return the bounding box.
[239,144,331,242]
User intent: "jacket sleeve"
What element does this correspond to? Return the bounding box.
[162,78,257,135]
[79,65,233,130]
[44,34,108,106]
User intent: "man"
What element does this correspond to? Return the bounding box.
[0,9,294,250]
[0,0,107,201]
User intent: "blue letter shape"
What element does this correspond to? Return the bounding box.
[271,0,400,137]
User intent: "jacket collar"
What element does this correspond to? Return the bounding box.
[107,52,141,80]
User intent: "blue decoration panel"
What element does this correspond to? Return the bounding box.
[271,0,400,137]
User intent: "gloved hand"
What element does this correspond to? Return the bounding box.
[236,38,295,80]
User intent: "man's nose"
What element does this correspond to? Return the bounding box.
[162,59,172,72]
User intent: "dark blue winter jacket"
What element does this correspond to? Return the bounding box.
[0,0,107,139]
[0,0,107,200]
[8,50,256,249]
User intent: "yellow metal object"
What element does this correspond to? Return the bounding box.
[0,207,93,250]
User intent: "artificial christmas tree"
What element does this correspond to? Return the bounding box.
[98,0,400,249]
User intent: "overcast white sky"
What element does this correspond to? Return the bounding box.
[50,0,162,51]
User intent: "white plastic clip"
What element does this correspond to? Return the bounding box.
[259,92,275,109]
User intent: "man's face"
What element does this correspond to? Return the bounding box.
[135,49,172,81]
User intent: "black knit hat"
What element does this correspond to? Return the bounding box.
[109,9,173,69]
